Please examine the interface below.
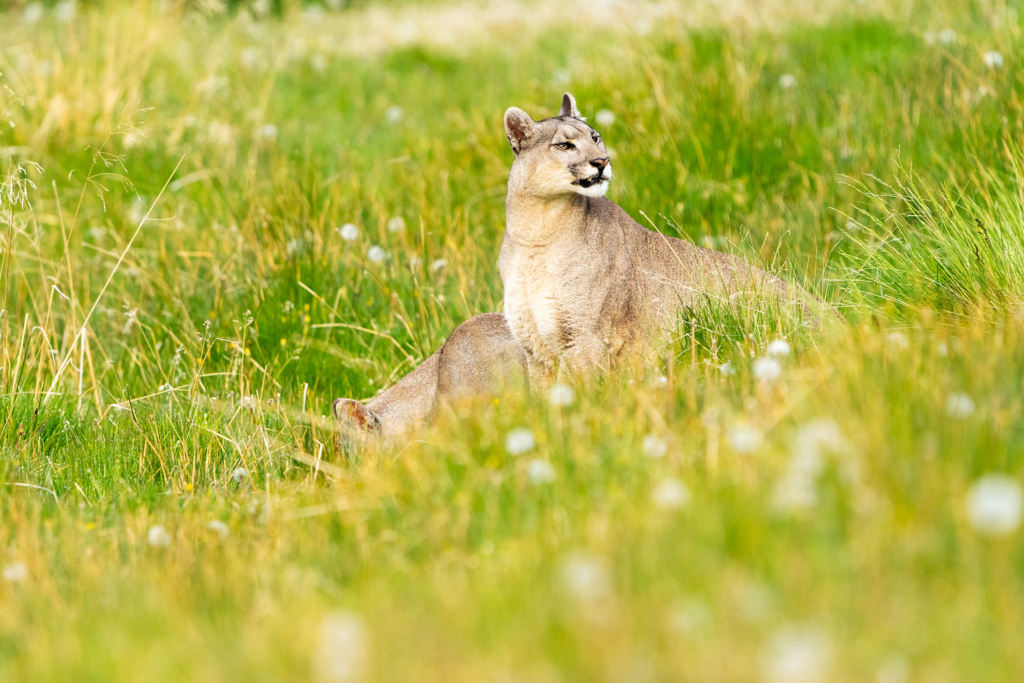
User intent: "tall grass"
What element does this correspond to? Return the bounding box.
[1,1,1023,681]
[843,155,1024,314]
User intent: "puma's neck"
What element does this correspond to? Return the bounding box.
[504,191,590,248]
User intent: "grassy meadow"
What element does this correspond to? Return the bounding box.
[2,0,1024,680]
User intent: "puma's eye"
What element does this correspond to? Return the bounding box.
[554,142,575,150]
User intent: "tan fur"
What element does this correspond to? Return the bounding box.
[500,93,817,379]
[335,92,822,439]
[333,313,526,441]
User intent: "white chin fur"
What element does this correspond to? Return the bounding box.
[575,179,609,198]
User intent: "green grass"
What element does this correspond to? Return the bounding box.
[1,0,1023,680]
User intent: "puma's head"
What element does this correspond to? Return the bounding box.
[503,93,612,199]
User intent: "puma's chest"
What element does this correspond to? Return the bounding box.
[501,253,571,362]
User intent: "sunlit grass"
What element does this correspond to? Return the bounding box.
[1,0,1023,681]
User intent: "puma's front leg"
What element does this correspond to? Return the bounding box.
[561,334,614,378]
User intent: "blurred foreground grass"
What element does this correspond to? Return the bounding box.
[1,0,1024,681]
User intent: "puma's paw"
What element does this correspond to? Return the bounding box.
[332,398,382,432]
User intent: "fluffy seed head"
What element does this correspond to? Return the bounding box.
[505,428,535,455]
[966,474,1023,536]
[148,525,171,548]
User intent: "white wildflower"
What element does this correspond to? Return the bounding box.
[313,611,370,683]
[207,520,230,539]
[2,562,28,583]
[651,478,690,510]
[366,246,385,263]
[946,392,975,418]
[736,578,776,623]
[505,428,535,455]
[148,525,171,548]
[548,384,575,407]
[385,106,404,124]
[642,434,667,459]
[287,238,304,256]
[206,120,233,146]
[128,197,147,226]
[286,34,307,60]
[55,1,75,22]
[633,16,654,35]
[196,75,229,96]
[767,339,791,357]
[886,331,909,351]
[966,474,1023,536]
[875,655,910,683]
[719,362,736,376]
[779,74,797,89]
[232,467,249,484]
[772,471,819,511]
[302,5,325,22]
[794,420,848,479]
[938,29,957,45]
[23,3,43,23]
[386,216,405,233]
[240,47,259,70]
[669,598,712,635]
[430,258,448,272]
[753,357,782,381]
[774,419,849,511]
[121,307,138,335]
[595,109,616,127]
[728,425,763,453]
[158,383,172,392]
[527,459,556,484]
[762,625,830,683]
[653,375,668,388]
[338,223,359,241]
[560,551,611,603]
[983,51,1004,69]
[239,396,255,409]
[259,124,278,140]
[793,420,845,470]
[701,406,720,428]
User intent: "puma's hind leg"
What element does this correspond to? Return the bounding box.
[436,313,527,403]
[333,313,526,443]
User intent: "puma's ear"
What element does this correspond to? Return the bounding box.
[503,107,535,154]
[559,92,581,119]
[333,398,382,432]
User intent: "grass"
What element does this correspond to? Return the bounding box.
[1,0,1023,680]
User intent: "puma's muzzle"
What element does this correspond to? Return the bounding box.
[571,159,613,189]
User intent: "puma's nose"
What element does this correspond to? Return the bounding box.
[590,157,610,171]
